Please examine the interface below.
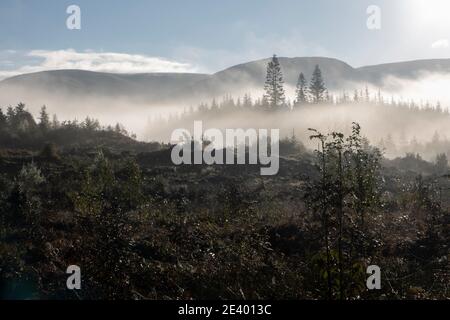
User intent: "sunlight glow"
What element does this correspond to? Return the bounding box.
[408,0,450,30]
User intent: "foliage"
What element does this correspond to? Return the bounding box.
[305,123,383,299]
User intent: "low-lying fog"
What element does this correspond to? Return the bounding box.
[146,103,450,160]
[2,71,450,161]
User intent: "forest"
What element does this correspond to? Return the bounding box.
[0,55,448,300]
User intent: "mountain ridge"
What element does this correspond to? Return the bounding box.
[1,56,450,107]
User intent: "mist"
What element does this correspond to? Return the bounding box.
[2,68,450,162]
[380,72,450,107]
[146,100,450,161]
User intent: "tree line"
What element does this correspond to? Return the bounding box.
[0,103,133,138]
[156,54,447,116]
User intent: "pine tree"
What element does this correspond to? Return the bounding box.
[0,108,6,126]
[295,72,308,106]
[264,54,286,109]
[309,65,326,104]
[236,97,242,108]
[15,103,26,114]
[84,117,100,131]
[39,105,50,131]
[261,95,270,109]
[211,98,219,111]
[243,93,252,108]
[52,114,60,129]
[6,106,15,120]
[377,89,382,104]
[365,85,370,102]
[435,153,449,175]
[353,90,359,103]
[341,91,349,103]
[325,90,331,103]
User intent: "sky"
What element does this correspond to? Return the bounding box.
[0,0,450,78]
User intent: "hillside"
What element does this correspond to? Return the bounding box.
[2,57,450,108]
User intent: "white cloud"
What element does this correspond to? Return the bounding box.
[0,31,328,80]
[0,49,198,79]
[431,39,449,49]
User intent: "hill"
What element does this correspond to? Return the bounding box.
[2,57,450,108]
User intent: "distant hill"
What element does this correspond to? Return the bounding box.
[1,57,450,109]
[0,70,209,104]
[357,59,450,85]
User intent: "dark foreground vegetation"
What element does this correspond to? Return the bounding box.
[0,103,449,300]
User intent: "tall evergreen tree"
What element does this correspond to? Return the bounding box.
[295,72,308,106]
[210,98,219,111]
[6,106,15,120]
[264,54,286,109]
[341,91,349,103]
[0,108,6,126]
[261,95,270,109]
[15,103,26,114]
[236,97,242,108]
[365,85,370,102]
[243,93,252,108]
[39,105,50,131]
[353,90,359,103]
[52,114,60,129]
[435,153,449,175]
[309,65,326,104]
[325,90,331,103]
[377,89,382,104]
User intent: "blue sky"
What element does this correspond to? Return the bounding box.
[0,0,449,78]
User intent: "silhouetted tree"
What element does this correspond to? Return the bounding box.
[435,153,448,175]
[15,103,26,114]
[211,98,219,111]
[39,105,50,131]
[0,108,6,127]
[6,106,14,120]
[365,85,370,102]
[295,72,308,107]
[309,65,326,104]
[264,54,286,109]
[84,117,100,131]
[243,93,252,108]
[353,90,359,103]
[52,114,60,129]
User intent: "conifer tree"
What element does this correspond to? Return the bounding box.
[39,105,50,131]
[0,108,6,126]
[353,90,359,103]
[261,95,270,109]
[243,93,252,108]
[341,91,349,103]
[264,54,286,109]
[52,114,60,129]
[325,90,331,103]
[236,97,242,108]
[15,103,26,114]
[309,65,326,104]
[6,106,15,120]
[377,89,382,104]
[365,85,370,102]
[435,153,449,175]
[211,98,219,111]
[295,72,308,106]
